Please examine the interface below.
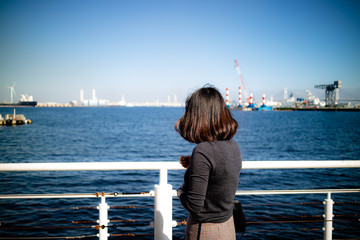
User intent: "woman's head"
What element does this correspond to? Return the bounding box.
[175,85,238,143]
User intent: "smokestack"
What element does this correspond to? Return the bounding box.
[284,88,288,101]
[238,87,242,107]
[80,89,84,102]
[92,89,97,101]
[262,94,266,106]
[226,88,230,107]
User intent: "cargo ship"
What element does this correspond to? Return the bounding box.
[0,94,37,107]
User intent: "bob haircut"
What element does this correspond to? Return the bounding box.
[175,85,238,143]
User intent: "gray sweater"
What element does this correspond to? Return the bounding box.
[179,139,242,223]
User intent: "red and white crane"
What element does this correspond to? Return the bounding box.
[234,59,250,105]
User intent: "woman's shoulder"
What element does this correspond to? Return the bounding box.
[195,139,238,153]
[194,141,214,151]
[193,142,216,159]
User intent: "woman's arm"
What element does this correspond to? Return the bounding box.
[179,151,211,215]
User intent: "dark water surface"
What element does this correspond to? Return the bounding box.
[0,107,359,239]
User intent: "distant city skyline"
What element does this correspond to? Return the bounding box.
[0,0,359,103]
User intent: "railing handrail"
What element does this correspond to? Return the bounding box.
[1,160,360,240]
[235,188,360,195]
[1,188,359,199]
[0,160,360,171]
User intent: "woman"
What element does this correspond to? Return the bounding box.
[175,85,242,240]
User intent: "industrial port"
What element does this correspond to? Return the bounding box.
[225,60,360,111]
[1,62,359,110]
[1,83,359,110]
[226,80,360,111]
[225,80,360,111]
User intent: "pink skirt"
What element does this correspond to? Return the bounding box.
[186,214,236,240]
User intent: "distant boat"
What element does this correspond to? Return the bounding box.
[1,84,37,107]
[0,94,37,107]
[0,101,37,107]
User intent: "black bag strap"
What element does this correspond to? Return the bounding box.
[197,223,202,240]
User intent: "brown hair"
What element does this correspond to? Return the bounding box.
[175,85,238,143]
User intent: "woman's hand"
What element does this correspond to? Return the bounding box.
[177,183,185,198]
[179,155,191,168]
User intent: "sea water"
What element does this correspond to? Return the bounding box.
[0,107,359,239]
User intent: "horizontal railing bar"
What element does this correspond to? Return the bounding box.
[243,160,360,169]
[235,189,360,195]
[0,193,99,199]
[0,162,182,171]
[0,192,155,199]
[0,160,359,172]
[1,189,359,199]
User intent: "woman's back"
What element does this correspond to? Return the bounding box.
[181,139,242,223]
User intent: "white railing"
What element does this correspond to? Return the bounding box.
[1,160,360,240]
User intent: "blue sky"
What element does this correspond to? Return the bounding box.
[0,0,359,103]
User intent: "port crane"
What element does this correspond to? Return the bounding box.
[234,60,250,104]
[314,81,342,106]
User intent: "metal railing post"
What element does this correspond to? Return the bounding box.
[97,195,109,240]
[154,168,173,240]
[323,192,334,240]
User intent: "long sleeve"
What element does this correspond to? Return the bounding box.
[179,140,241,223]
[180,151,213,215]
